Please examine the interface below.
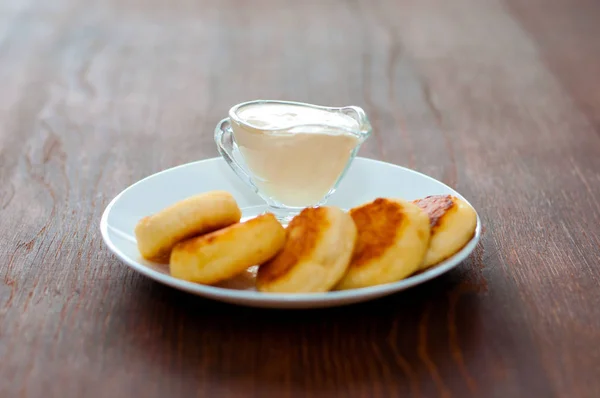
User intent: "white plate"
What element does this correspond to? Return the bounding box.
[100,157,481,309]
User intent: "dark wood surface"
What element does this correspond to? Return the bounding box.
[1,0,600,397]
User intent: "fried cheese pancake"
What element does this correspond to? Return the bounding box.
[134,191,242,261]
[169,213,285,284]
[412,194,477,269]
[256,206,357,293]
[335,198,430,290]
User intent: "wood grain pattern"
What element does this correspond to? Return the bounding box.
[1,0,600,397]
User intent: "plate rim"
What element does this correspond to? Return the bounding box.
[100,156,482,303]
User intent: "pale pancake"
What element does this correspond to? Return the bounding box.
[134,191,241,261]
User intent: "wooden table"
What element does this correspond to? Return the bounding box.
[2,0,600,396]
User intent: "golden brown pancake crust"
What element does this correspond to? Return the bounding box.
[349,198,404,268]
[413,195,455,230]
[258,207,329,283]
[335,198,431,290]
